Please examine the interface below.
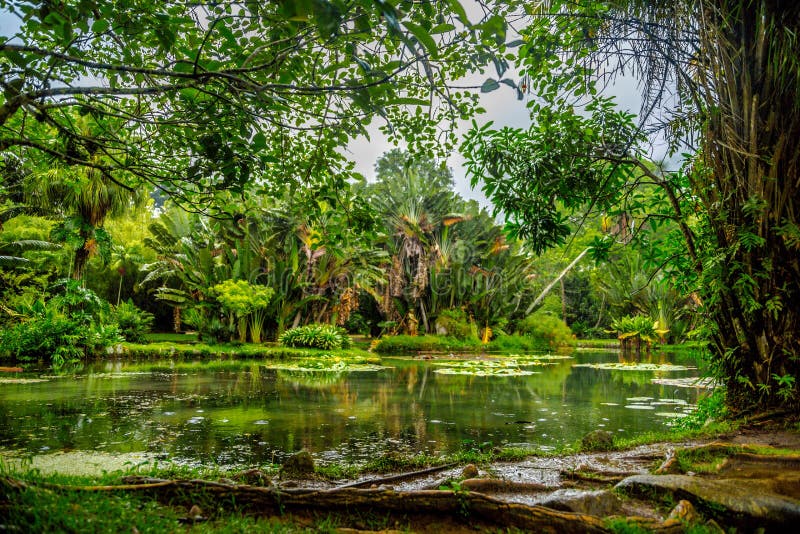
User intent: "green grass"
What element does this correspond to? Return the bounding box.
[372,334,482,354]
[145,332,200,343]
[611,419,737,450]
[371,333,573,355]
[120,341,377,363]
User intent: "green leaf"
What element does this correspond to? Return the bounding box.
[448,0,469,24]
[92,19,110,33]
[404,20,438,58]
[481,79,500,93]
[430,23,455,35]
[387,97,430,107]
[252,132,266,149]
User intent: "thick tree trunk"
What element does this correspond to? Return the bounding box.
[698,0,800,410]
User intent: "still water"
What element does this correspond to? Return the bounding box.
[0,350,706,468]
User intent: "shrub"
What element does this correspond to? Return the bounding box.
[516,311,576,349]
[113,299,154,343]
[434,309,478,340]
[279,324,351,350]
[0,305,122,366]
[372,334,481,354]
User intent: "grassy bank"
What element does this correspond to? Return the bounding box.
[119,341,377,362]
[371,334,571,355]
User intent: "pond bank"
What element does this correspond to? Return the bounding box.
[3,420,799,532]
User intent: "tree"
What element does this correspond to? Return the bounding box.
[0,0,517,211]
[361,150,537,336]
[464,1,800,410]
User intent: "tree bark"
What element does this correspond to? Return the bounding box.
[697,0,800,410]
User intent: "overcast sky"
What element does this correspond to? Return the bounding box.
[344,71,666,208]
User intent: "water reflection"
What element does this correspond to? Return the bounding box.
[0,351,703,468]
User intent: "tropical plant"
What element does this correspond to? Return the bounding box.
[434,309,478,341]
[362,150,538,336]
[210,279,274,343]
[0,285,123,367]
[113,300,154,344]
[609,315,658,360]
[279,324,351,351]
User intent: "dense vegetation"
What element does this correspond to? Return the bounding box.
[1,0,798,416]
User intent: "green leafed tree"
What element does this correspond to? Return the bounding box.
[0,0,517,211]
[463,0,800,411]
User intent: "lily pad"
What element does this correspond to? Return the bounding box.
[0,378,50,384]
[432,359,539,376]
[506,353,574,361]
[434,367,535,376]
[573,363,695,372]
[651,377,718,389]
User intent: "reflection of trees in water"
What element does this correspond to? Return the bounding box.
[0,359,703,465]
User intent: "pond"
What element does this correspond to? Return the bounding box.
[0,349,709,471]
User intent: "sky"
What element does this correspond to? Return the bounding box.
[344,71,666,208]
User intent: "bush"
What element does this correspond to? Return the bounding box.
[372,334,481,354]
[113,299,154,343]
[343,313,370,336]
[434,309,478,340]
[516,311,576,349]
[0,304,123,367]
[279,323,351,350]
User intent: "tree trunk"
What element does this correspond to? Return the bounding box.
[526,247,590,315]
[72,237,91,281]
[697,0,800,410]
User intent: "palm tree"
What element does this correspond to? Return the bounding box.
[21,115,144,280]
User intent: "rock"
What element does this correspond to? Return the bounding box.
[462,464,479,479]
[280,450,315,478]
[581,430,615,452]
[616,474,800,528]
[539,489,623,517]
[667,499,700,524]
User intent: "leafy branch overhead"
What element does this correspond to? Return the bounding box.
[0,0,515,209]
